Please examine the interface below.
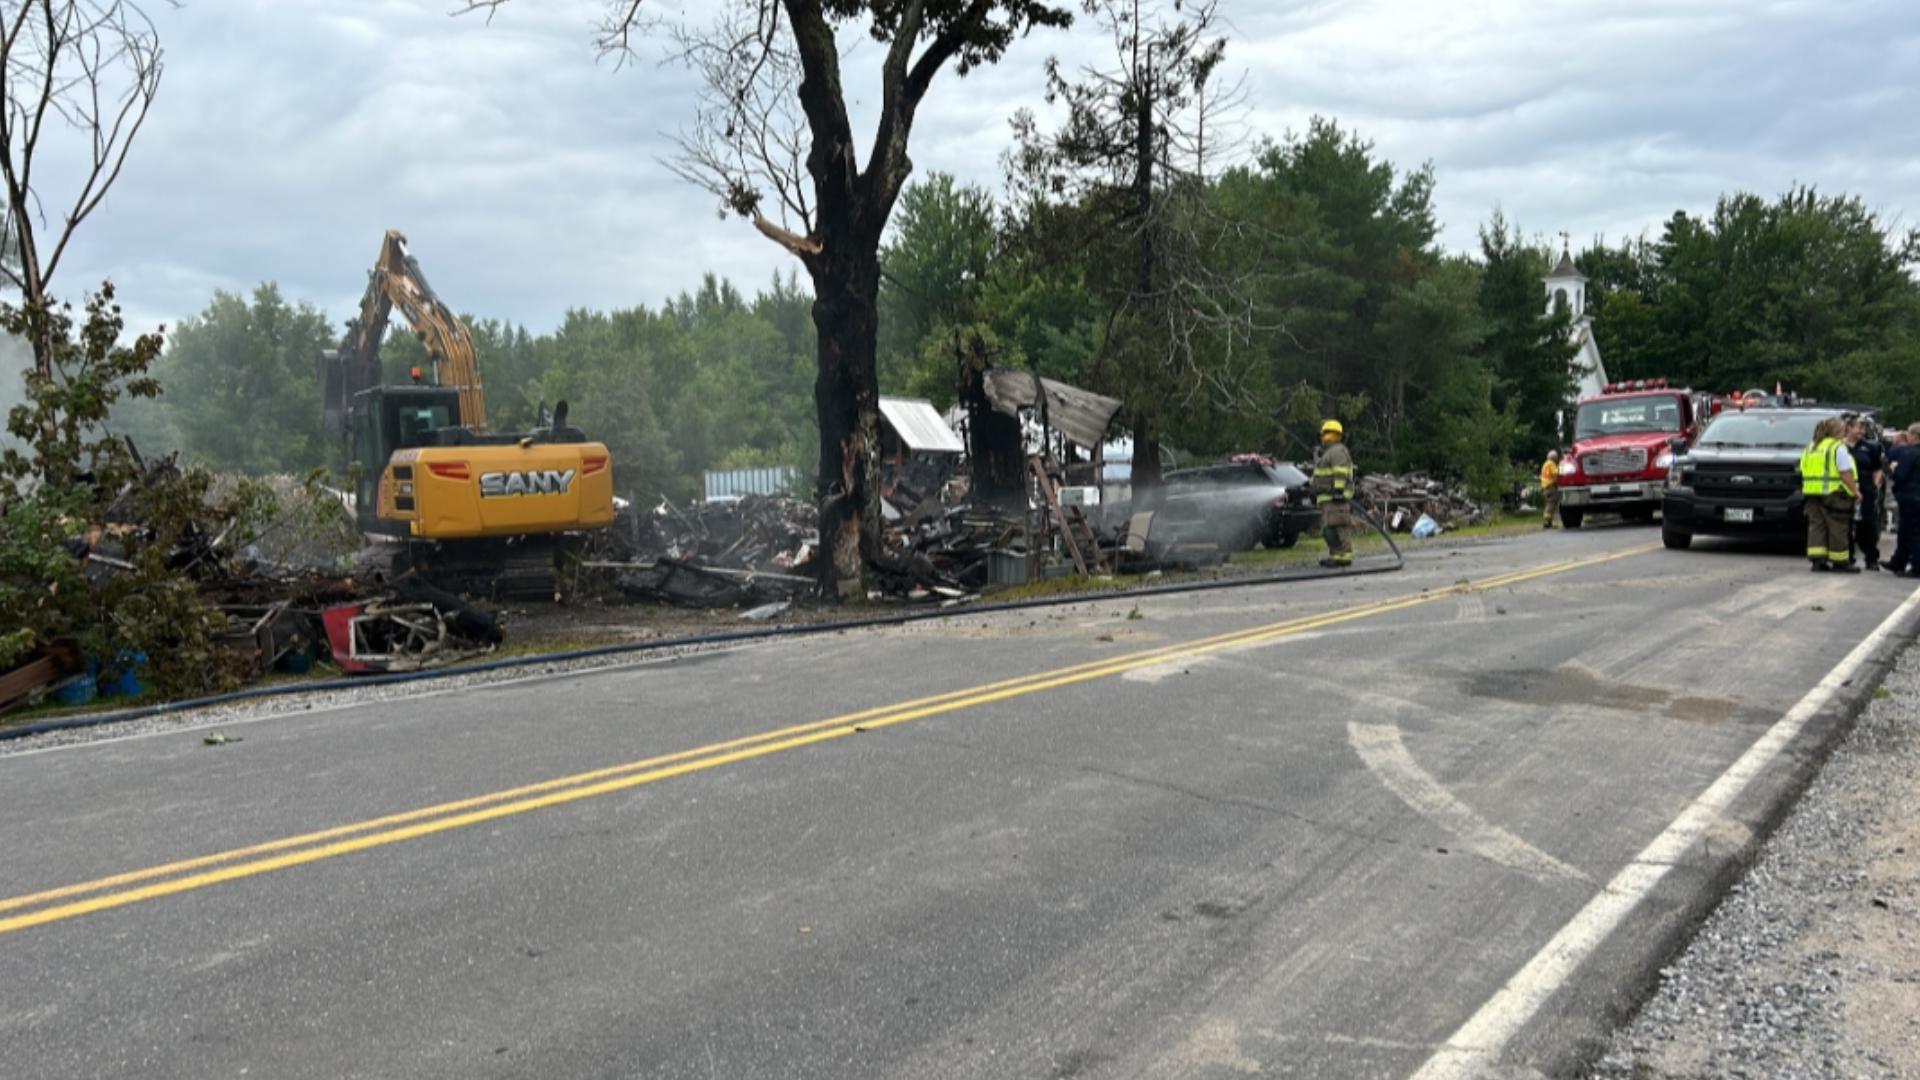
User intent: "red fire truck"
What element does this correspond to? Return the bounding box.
[1556,379,1708,528]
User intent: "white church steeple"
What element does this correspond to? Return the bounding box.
[1544,237,1588,320]
[1545,235,1609,404]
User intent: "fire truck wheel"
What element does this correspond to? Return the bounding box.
[1559,507,1585,529]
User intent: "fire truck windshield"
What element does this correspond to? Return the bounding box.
[1574,398,1682,439]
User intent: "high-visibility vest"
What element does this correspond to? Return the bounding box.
[1540,460,1558,489]
[1800,438,1843,496]
[1314,444,1354,504]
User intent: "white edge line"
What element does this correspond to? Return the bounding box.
[1408,584,1920,1080]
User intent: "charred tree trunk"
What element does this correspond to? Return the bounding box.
[1132,419,1162,489]
[811,248,884,595]
[529,0,1075,595]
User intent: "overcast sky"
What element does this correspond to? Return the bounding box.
[38,0,1920,340]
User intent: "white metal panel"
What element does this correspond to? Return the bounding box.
[878,396,965,454]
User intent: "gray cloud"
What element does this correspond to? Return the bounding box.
[37,0,1920,341]
[1234,0,1920,249]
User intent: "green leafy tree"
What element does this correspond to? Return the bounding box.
[1230,118,1468,466]
[144,283,336,474]
[1477,211,1574,462]
[878,173,999,392]
[1007,0,1240,487]
[1583,188,1920,421]
[532,307,682,502]
[1,285,251,695]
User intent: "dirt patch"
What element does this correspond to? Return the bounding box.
[1465,666,1751,726]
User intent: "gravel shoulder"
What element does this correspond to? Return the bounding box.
[1589,642,1920,1079]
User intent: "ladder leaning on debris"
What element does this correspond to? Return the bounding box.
[1029,455,1103,576]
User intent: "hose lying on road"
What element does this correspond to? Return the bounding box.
[2,509,1406,743]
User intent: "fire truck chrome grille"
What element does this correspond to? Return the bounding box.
[1584,448,1648,475]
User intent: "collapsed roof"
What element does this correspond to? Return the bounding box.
[979,371,1124,450]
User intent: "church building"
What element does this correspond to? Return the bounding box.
[1545,246,1609,402]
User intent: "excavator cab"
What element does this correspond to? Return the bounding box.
[346,385,463,537]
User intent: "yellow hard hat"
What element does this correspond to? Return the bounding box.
[1320,419,1343,436]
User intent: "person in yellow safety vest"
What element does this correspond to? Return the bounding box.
[1313,418,1356,568]
[1801,416,1861,573]
[1540,450,1562,529]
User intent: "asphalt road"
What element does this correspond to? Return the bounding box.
[3,524,1916,1080]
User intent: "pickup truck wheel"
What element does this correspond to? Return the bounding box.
[1269,528,1299,549]
[1662,525,1693,550]
[1559,507,1584,529]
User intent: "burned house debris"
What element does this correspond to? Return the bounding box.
[2,460,509,712]
[1357,473,1492,533]
[574,369,1133,606]
[4,357,1458,716]
[878,395,965,529]
[953,367,1126,582]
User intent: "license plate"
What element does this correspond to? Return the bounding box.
[1725,507,1754,523]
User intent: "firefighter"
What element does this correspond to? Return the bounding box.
[1539,450,1561,529]
[1801,416,1860,573]
[1885,424,1920,577]
[1313,419,1356,568]
[1844,415,1885,569]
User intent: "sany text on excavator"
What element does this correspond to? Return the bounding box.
[319,230,614,594]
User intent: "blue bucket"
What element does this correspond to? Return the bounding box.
[278,643,315,675]
[53,669,98,706]
[99,651,148,698]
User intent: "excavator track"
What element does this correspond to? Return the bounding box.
[407,537,576,602]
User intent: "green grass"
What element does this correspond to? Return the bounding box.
[991,573,1130,603]
[481,635,631,662]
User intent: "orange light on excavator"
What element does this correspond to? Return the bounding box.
[409,365,423,383]
[581,455,609,476]
[427,462,471,480]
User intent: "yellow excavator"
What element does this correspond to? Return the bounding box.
[319,229,614,595]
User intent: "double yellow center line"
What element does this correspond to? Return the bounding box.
[0,544,1654,936]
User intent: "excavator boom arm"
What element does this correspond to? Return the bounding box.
[326,230,488,433]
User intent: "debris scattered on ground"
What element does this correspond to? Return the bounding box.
[1358,473,1490,532]
[0,641,84,715]
[740,600,792,621]
[20,393,1480,702]
[587,494,823,608]
[320,580,502,675]
[612,557,808,609]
